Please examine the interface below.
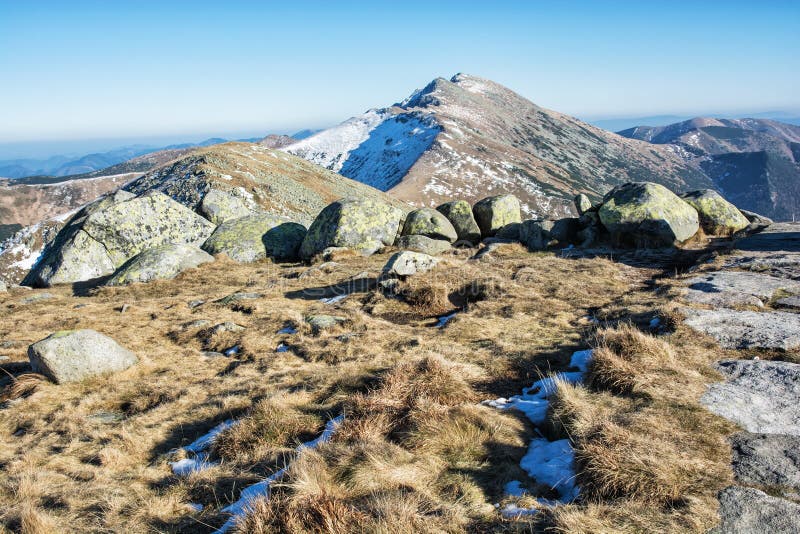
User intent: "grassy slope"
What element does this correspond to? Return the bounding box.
[0,244,735,533]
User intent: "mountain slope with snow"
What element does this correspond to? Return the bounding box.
[285,73,712,217]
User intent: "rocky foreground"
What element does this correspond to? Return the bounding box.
[0,172,798,532]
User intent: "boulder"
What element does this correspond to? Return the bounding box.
[740,209,773,226]
[198,188,254,224]
[306,314,346,335]
[395,235,452,255]
[495,222,521,241]
[25,191,215,287]
[106,244,214,286]
[574,194,593,215]
[401,208,458,243]
[472,195,522,237]
[203,214,305,263]
[701,359,800,435]
[680,189,749,235]
[731,433,800,490]
[28,329,138,384]
[713,486,800,534]
[598,182,699,246]
[383,251,439,277]
[682,308,800,350]
[519,220,554,251]
[300,199,405,260]
[436,201,482,244]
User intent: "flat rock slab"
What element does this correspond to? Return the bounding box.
[682,307,800,350]
[777,295,800,309]
[731,432,800,490]
[712,486,800,534]
[724,252,800,281]
[735,223,800,253]
[701,359,800,435]
[683,271,800,307]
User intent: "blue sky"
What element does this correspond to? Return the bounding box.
[1,0,798,149]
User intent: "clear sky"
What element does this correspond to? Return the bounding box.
[1,0,798,148]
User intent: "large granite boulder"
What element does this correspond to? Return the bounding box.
[436,200,481,245]
[202,213,305,262]
[395,235,452,255]
[519,218,581,250]
[198,188,255,224]
[680,189,749,236]
[682,308,800,350]
[25,191,215,287]
[401,208,458,243]
[598,182,699,246]
[300,199,405,260]
[28,330,138,384]
[383,251,439,277]
[713,486,800,534]
[472,195,522,238]
[731,433,800,490]
[106,243,214,286]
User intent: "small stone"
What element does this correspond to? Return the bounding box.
[383,251,439,277]
[188,299,205,309]
[306,314,346,335]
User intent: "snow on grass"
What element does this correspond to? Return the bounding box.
[320,294,347,305]
[486,350,593,504]
[214,415,344,534]
[436,312,458,328]
[170,419,237,476]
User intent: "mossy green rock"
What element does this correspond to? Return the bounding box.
[395,235,452,255]
[26,191,216,287]
[203,214,305,262]
[28,329,138,384]
[599,182,699,246]
[106,243,214,286]
[680,189,748,236]
[402,208,458,243]
[300,199,405,260]
[472,194,522,237]
[574,194,593,215]
[436,200,481,244]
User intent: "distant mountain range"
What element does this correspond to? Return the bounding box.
[618,118,800,220]
[284,73,711,218]
[590,113,800,133]
[0,131,319,180]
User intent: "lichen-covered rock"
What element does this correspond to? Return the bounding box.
[402,208,458,243]
[599,182,699,246]
[383,251,439,277]
[106,244,214,286]
[203,214,305,263]
[26,191,216,287]
[28,329,138,384]
[395,235,452,255]
[473,194,522,237]
[436,201,481,244]
[199,188,255,224]
[300,199,405,260]
[680,189,749,235]
[574,194,593,215]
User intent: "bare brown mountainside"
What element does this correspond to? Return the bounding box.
[285,73,713,217]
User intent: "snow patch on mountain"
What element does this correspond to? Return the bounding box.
[285,110,441,191]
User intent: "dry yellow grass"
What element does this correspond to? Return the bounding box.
[0,242,726,532]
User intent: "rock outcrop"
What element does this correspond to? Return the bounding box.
[106,243,214,286]
[436,201,481,244]
[599,182,699,246]
[680,189,749,235]
[472,194,522,237]
[401,208,458,243]
[28,330,138,384]
[202,213,305,263]
[300,199,405,260]
[25,191,215,287]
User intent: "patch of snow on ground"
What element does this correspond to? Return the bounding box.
[214,415,344,534]
[170,419,236,476]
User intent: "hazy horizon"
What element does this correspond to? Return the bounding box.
[1,0,798,150]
